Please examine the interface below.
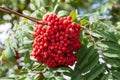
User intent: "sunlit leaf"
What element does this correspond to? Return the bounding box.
[23,10,31,16]
[70,10,77,21]
[80,19,88,25]
[103,49,120,58]
[43,71,54,78]
[58,10,69,17]
[35,0,40,8]
[30,3,36,10]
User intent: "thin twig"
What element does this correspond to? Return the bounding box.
[0,6,44,24]
[32,64,43,71]
[81,25,98,46]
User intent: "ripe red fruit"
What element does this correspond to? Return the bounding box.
[31,14,81,68]
[44,43,48,47]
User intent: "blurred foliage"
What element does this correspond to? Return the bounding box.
[0,0,120,80]
[0,0,30,24]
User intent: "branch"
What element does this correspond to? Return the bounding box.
[112,4,120,8]
[0,6,44,24]
[81,26,99,39]
[81,25,99,46]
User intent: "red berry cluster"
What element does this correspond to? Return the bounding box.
[31,14,81,68]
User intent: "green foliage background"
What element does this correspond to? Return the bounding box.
[0,0,120,80]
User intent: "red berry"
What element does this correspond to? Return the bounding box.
[58,50,62,54]
[44,43,48,47]
[31,14,81,68]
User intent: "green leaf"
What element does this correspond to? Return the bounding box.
[80,19,88,25]
[55,76,66,80]
[103,49,120,58]
[3,47,16,62]
[35,65,46,71]
[76,45,87,65]
[70,10,77,21]
[2,52,7,60]
[104,42,120,50]
[10,35,18,49]
[23,37,33,45]
[55,67,72,73]
[75,45,98,73]
[91,31,103,38]
[30,3,36,10]
[71,70,83,80]
[80,30,85,40]
[97,41,108,48]
[43,71,54,78]
[97,41,120,50]
[0,60,1,67]
[39,7,46,14]
[101,74,109,80]
[106,59,120,67]
[51,0,58,11]
[23,10,31,16]
[118,39,120,45]
[43,0,51,5]
[35,0,40,8]
[78,46,94,69]
[18,76,26,80]
[101,31,117,42]
[24,52,31,63]
[86,64,105,80]
[58,10,69,17]
[19,68,28,75]
[112,71,120,79]
[72,43,100,80]
[53,4,59,13]
[81,52,99,73]
[63,72,71,77]
[31,10,38,18]
[18,46,29,53]
[36,13,42,19]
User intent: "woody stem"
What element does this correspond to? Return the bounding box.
[0,6,43,24]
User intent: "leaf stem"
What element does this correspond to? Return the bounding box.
[32,64,43,71]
